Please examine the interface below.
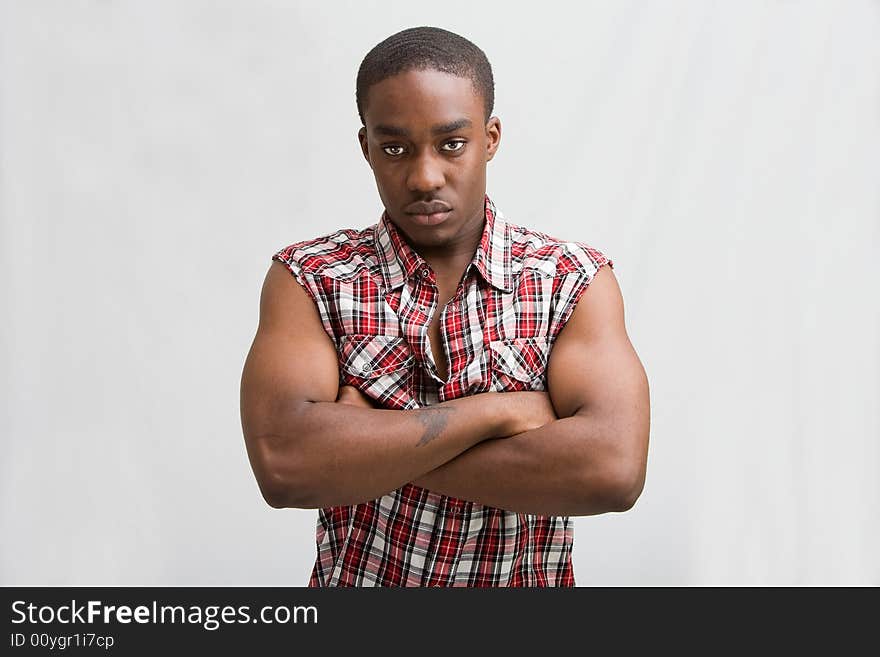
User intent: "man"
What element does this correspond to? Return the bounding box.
[239,26,650,587]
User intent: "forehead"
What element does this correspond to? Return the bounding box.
[363,68,484,129]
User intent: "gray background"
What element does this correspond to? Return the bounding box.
[1,0,878,585]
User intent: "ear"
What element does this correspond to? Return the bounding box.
[358,127,372,168]
[485,116,501,162]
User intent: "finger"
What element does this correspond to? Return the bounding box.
[337,385,375,408]
[336,386,358,403]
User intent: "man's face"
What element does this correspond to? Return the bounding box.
[358,68,501,250]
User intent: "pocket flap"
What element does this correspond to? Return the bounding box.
[489,336,550,383]
[339,334,414,378]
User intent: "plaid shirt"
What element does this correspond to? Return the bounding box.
[272,196,612,586]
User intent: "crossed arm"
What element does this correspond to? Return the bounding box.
[240,261,650,516]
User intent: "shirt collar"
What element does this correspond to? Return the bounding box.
[375,195,513,293]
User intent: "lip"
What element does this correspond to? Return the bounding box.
[407,210,452,226]
[404,200,453,227]
[405,200,452,214]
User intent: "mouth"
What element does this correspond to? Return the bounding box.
[406,209,453,226]
[404,201,453,227]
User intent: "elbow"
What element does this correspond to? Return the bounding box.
[609,472,645,512]
[596,423,649,513]
[249,433,317,509]
[259,472,297,509]
[262,489,287,510]
[593,457,646,514]
[259,469,317,509]
[261,450,325,509]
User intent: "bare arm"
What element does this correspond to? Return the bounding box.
[409,265,651,516]
[239,262,544,509]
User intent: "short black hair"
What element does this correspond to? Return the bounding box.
[356,26,495,126]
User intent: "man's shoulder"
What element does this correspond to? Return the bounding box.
[506,221,612,279]
[273,224,378,279]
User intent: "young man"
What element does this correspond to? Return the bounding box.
[240,27,650,587]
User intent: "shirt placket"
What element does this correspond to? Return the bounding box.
[438,283,468,402]
[423,501,471,586]
[411,265,447,385]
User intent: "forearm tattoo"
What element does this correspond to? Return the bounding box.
[414,407,454,447]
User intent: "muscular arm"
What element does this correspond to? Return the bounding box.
[410,265,651,516]
[240,262,535,510]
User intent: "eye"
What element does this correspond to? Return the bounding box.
[441,140,466,152]
[382,145,405,156]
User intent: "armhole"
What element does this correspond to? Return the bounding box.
[271,248,338,347]
[548,248,614,343]
[272,249,320,306]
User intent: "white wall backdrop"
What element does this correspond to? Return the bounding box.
[1,0,877,586]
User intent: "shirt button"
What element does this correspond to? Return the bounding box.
[418,305,427,313]
[420,268,430,278]
[361,363,370,372]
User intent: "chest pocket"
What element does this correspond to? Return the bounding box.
[488,336,551,392]
[338,334,418,410]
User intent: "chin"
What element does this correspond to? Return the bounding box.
[405,225,453,246]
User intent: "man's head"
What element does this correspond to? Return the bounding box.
[356,26,495,125]
[356,27,501,251]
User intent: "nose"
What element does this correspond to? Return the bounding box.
[406,150,445,193]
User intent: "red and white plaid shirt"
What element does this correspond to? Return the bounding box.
[273,196,612,586]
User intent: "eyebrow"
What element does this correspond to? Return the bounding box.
[374,118,473,138]
[431,118,472,134]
